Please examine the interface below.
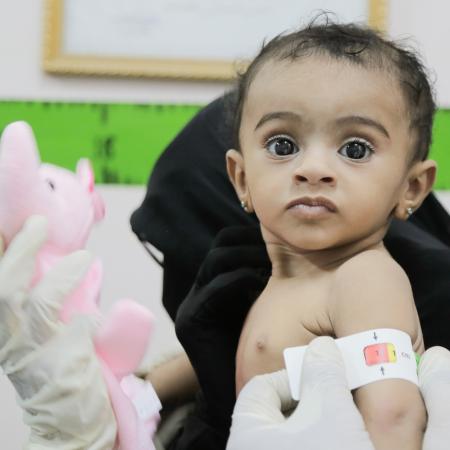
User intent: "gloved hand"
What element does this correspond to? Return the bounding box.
[227,336,375,450]
[0,216,117,450]
[175,225,270,431]
[419,346,450,450]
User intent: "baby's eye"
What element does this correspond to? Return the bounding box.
[338,139,374,161]
[265,135,299,157]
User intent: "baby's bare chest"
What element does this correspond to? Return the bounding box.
[235,281,334,392]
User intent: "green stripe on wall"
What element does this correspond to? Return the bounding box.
[431,110,450,189]
[0,101,449,188]
[0,101,201,185]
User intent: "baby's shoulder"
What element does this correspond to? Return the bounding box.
[329,247,419,338]
[333,247,410,292]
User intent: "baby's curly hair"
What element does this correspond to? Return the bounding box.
[228,16,435,162]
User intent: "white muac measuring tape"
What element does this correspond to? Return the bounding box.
[283,328,419,401]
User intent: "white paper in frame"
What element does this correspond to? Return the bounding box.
[43,0,388,81]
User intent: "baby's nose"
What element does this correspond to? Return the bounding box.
[292,151,336,186]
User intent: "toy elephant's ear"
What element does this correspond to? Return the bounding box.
[76,158,105,222]
[76,158,95,192]
[0,121,41,175]
[0,122,43,244]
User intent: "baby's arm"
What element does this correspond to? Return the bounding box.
[145,351,199,407]
[330,250,426,450]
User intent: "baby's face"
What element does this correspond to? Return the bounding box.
[237,55,414,252]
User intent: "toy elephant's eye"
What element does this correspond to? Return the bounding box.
[46,179,55,190]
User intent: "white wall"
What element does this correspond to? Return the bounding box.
[2,1,450,106]
[388,0,450,108]
[0,0,230,104]
[1,1,450,448]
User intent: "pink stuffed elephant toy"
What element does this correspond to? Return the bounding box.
[0,121,160,450]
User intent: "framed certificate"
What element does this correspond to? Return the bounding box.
[43,0,388,80]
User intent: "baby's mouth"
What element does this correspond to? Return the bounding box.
[287,196,337,213]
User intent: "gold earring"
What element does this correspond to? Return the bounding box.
[240,200,249,213]
[406,207,414,218]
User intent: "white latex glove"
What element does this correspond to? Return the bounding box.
[419,346,450,450]
[227,336,375,450]
[0,216,117,450]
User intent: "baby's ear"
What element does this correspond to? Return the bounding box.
[76,158,105,222]
[394,159,436,220]
[226,149,253,212]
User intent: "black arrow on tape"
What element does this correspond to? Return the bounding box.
[373,332,378,341]
[380,366,385,376]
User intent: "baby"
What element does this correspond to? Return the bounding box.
[227,21,436,450]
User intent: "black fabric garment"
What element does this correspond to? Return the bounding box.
[130,92,450,450]
[385,218,450,349]
[130,95,257,322]
[408,192,450,247]
[174,225,270,450]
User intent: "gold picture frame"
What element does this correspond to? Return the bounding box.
[43,0,388,81]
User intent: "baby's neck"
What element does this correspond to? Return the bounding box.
[267,234,386,280]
